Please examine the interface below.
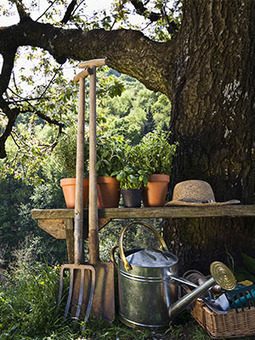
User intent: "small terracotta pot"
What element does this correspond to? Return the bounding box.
[143,174,170,207]
[121,189,142,208]
[60,178,89,209]
[97,176,120,208]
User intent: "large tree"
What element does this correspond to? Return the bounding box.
[1,0,255,272]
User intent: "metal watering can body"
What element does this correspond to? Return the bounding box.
[118,248,179,329]
[111,221,180,329]
[111,221,237,330]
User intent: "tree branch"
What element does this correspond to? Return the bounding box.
[130,0,179,35]
[0,49,16,96]
[36,0,58,22]
[130,0,161,22]
[61,0,77,24]
[0,49,19,158]
[34,111,64,131]
[12,0,30,21]
[0,21,175,95]
[0,94,65,159]
[0,98,19,158]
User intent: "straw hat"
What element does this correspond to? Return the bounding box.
[166,180,240,206]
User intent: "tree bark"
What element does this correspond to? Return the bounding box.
[165,0,255,274]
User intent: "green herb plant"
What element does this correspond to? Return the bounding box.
[55,129,89,178]
[115,166,148,190]
[113,143,149,190]
[95,134,125,177]
[139,130,178,175]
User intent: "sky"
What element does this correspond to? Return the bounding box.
[1,0,112,26]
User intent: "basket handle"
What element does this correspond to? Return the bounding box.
[119,221,169,272]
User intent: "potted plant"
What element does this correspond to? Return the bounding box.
[115,166,149,208]
[113,143,149,208]
[140,130,178,207]
[56,130,89,209]
[95,134,125,208]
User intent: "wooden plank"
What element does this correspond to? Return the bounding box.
[98,206,255,218]
[32,209,75,219]
[37,219,66,239]
[33,206,255,241]
[64,218,74,263]
[34,212,110,240]
[100,206,255,218]
[32,206,255,220]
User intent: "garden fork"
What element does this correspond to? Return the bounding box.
[58,68,95,323]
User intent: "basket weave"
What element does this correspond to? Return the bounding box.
[191,300,255,338]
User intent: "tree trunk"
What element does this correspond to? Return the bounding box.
[164,0,255,274]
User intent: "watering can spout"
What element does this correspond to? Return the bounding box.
[168,277,215,319]
[168,261,236,320]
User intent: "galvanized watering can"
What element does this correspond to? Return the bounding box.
[111,221,236,330]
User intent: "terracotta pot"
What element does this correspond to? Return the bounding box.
[143,174,170,207]
[60,178,89,209]
[97,176,120,208]
[121,189,142,208]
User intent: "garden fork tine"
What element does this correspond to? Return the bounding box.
[58,264,74,317]
[58,264,95,320]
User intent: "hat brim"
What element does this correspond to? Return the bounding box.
[165,199,241,207]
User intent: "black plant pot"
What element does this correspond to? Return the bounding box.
[121,189,142,208]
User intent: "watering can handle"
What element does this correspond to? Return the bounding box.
[110,245,119,267]
[119,221,169,272]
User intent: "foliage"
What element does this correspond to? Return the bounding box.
[116,166,148,190]
[95,134,125,177]
[0,169,67,264]
[139,130,178,175]
[0,46,79,185]
[96,67,126,102]
[0,121,58,186]
[102,75,171,144]
[113,143,149,189]
[110,0,182,41]
[55,128,89,178]
[0,254,63,339]
[0,63,171,184]
[0,176,33,256]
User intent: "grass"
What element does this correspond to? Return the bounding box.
[0,249,252,340]
[0,256,211,340]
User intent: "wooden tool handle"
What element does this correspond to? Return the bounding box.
[88,66,100,263]
[79,58,106,69]
[73,69,89,83]
[74,77,85,264]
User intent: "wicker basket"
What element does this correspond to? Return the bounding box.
[191,300,255,338]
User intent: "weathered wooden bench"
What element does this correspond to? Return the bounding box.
[32,206,255,263]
